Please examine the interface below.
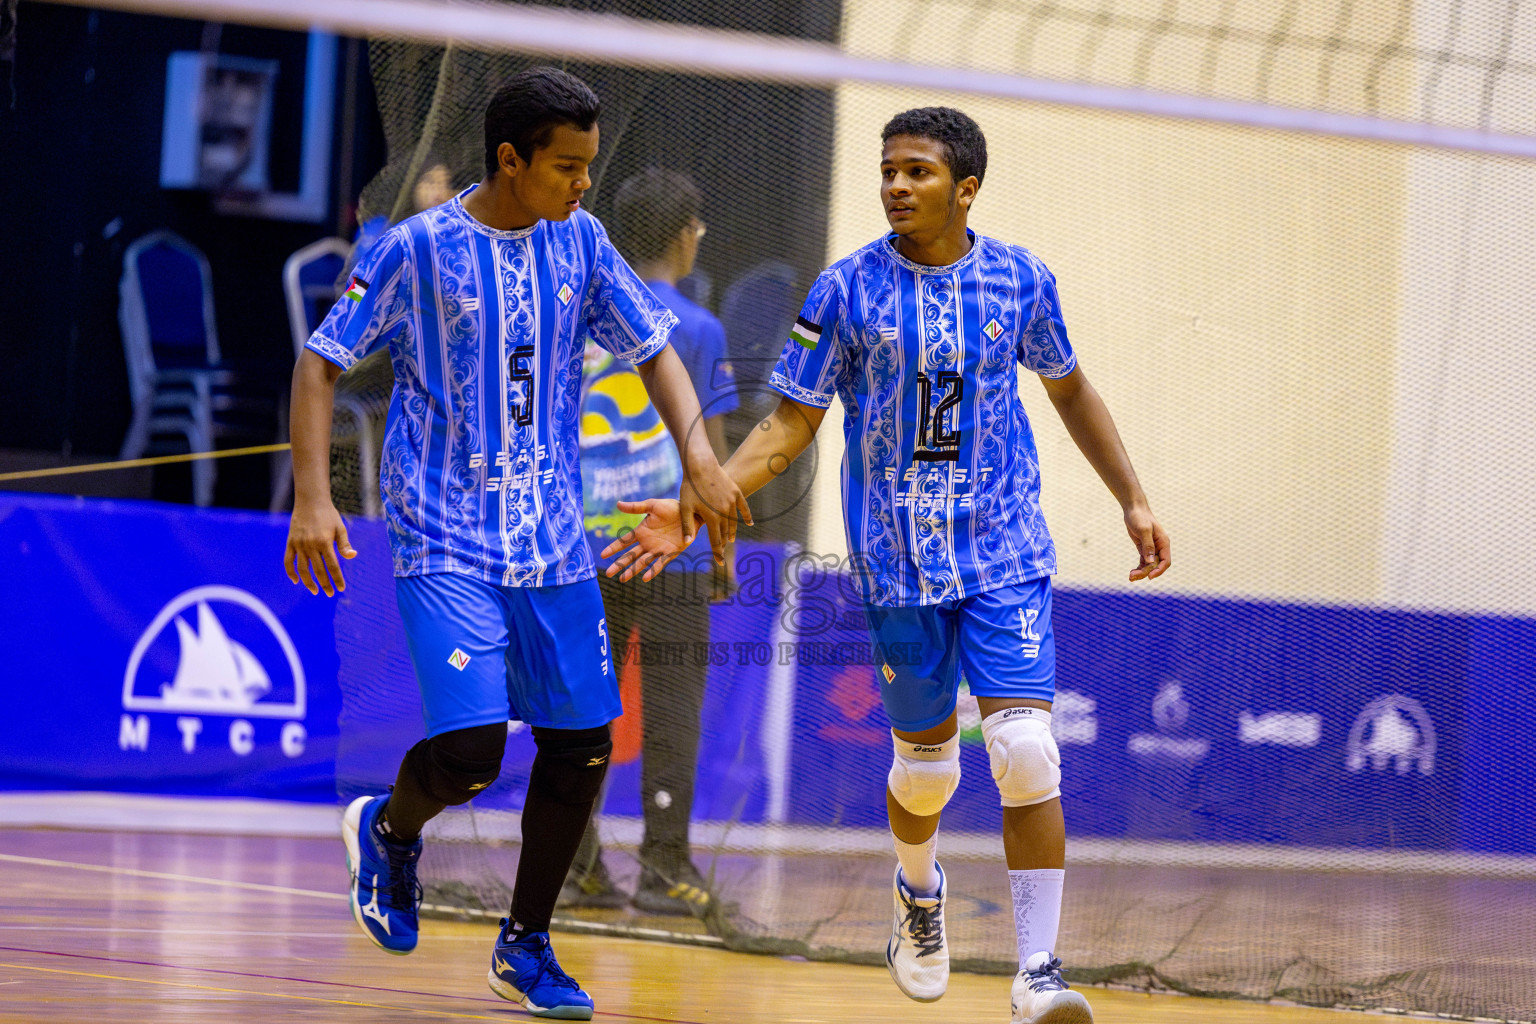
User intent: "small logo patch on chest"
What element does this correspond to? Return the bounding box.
[557,283,574,305]
[982,319,1004,341]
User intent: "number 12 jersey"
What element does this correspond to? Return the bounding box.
[770,232,1077,608]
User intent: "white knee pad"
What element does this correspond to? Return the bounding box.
[981,707,1061,807]
[887,732,961,817]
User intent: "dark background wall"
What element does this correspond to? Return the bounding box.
[0,0,837,514]
[0,3,385,503]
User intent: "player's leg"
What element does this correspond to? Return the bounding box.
[557,573,635,911]
[342,572,514,955]
[960,578,1091,1024]
[866,600,963,1002]
[487,577,621,1021]
[632,571,713,915]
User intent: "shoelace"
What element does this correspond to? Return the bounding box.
[381,842,424,912]
[518,937,580,992]
[901,895,945,958]
[1024,955,1070,993]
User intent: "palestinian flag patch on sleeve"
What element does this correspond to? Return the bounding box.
[790,315,821,350]
[343,275,370,302]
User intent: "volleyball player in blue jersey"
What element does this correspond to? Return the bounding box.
[603,107,1170,1024]
[282,68,748,1020]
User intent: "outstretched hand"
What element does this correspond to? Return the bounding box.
[600,498,697,582]
[1125,504,1171,582]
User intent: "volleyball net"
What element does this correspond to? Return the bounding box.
[36,0,1536,1019]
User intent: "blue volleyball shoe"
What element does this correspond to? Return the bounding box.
[341,795,422,955]
[487,920,595,1020]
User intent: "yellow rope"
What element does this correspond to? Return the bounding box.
[0,443,292,482]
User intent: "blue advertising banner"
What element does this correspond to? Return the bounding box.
[0,493,340,801]
[7,490,1529,856]
[780,570,1536,855]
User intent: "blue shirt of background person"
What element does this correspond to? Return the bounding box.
[610,170,737,447]
[580,168,738,583]
[645,279,738,422]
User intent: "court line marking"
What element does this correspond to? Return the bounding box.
[0,852,347,901]
[0,947,710,1023]
[0,925,363,938]
[0,961,505,1020]
[2,852,727,948]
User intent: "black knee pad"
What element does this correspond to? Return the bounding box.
[404,722,507,806]
[529,724,612,806]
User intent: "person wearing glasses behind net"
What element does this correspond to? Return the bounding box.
[562,168,741,919]
[599,106,1170,1024]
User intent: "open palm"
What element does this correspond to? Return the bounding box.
[599,499,698,582]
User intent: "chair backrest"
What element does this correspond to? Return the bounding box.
[283,236,352,357]
[118,230,218,403]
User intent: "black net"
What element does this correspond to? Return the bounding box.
[332,3,1536,1022]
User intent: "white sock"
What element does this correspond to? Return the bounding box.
[894,832,941,896]
[1009,868,1065,969]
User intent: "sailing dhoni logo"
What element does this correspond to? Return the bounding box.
[119,586,308,758]
[123,585,305,718]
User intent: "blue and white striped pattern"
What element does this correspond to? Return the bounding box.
[771,233,1076,607]
[307,187,676,586]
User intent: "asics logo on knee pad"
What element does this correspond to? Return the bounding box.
[888,732,962,817]
[981,709,1061,808]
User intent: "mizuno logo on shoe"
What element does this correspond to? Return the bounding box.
[493,954,513,974]
[360,875,391,933]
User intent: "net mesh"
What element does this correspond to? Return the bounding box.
[327,2,1536,1021]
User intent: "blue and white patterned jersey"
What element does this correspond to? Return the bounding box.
[307,187,677,586]
[771,232,1076,607]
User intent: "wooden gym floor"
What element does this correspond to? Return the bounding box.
[0,829,1400,1023]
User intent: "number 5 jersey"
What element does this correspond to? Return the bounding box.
[770,233,1078,608]
[306,187,678,586]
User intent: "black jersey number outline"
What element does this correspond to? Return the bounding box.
[914,371,963,462]
[509,345,535,426]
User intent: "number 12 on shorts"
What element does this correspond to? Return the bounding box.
[1020,608,1041,659]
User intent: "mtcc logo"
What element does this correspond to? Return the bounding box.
[1345,694,1435,776]
[120,585,307,758]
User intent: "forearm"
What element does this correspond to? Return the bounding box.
[290,350,343,507]
[704,415,729,463]
[635,347,716,470]
[1047,376,1147,510]
[722,397,823,498]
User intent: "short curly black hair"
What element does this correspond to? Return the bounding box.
[484,67,601,176]
[880,106,987,189]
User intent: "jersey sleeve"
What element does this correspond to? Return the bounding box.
[769,270,846,409]
[581,219,678,365]
[305,230,409,370]
[1019,263,1078,379]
